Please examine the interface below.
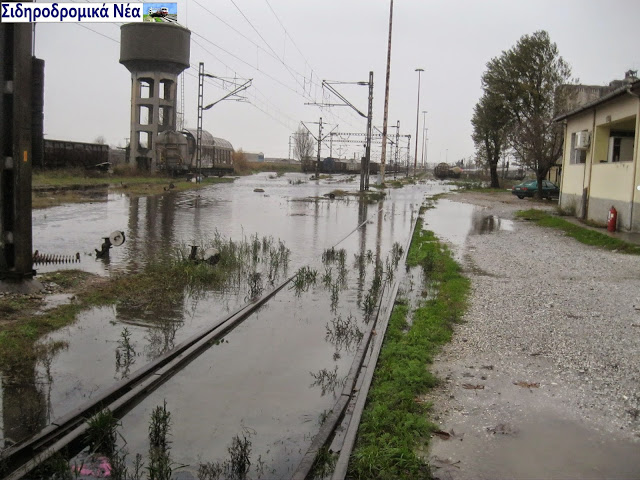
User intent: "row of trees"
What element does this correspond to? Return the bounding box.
[472,30,573,197]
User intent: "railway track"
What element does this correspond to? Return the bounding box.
[292,210,420,480]
[1,201,419,480]
[0,278,293,479]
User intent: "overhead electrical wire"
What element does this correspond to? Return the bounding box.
[67,2,364,156]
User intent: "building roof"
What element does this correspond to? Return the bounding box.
[554,79,640,122]
[182,128,234,150]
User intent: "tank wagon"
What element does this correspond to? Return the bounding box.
[156,128,234,176]
[434,162,462,179]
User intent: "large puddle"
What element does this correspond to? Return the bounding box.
[3,174,454,476]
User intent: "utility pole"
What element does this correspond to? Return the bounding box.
[406,134,411,178]
[379,0,394,185]
[316,117,323,180]
[329,133,333,157]
[363,71,374,191]
[413,68,424,177]
[288,135,292,160]
[424,127,429,169]
[421,111,427,170]
[394,120,400,179]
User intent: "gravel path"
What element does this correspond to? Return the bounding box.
[426,192,640,480]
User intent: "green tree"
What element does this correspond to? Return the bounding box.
[472,92,509,188]
[481,30,572,197]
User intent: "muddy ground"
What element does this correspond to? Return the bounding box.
[426,191,640,480]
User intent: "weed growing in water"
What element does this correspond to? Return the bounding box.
[115,327,136,378]
[246,272,264,300]
[110,450,144,480]
[362,291,376,320]
[85,409,119,457]
[322,266,333,287]
[330,282,340,313]
[322,247,347,265]
[291,266,318,295]
[148,401,173,480]
[318,409,332,426]
[197,430,254,480]
[310,366,345,396]
[325,313,363,352]
[309,445,337,479]
[385,256,394,283]
[228,433,252,478]
[391,242,404,268]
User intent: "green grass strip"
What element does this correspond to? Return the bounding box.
[516,209,640,254]
[348,219,470,479]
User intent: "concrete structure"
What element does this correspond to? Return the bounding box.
[555,76,640,232]
[120,22,190,172]
[0,22,43,281]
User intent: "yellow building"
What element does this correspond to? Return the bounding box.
[555,79,640,231]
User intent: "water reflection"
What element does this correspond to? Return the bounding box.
[0,341,66,448]
[470,212,514,235]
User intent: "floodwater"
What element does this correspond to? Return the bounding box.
[1,173,449,477]
[422,199,513,260]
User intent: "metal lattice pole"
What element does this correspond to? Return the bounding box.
[196,62,204,182]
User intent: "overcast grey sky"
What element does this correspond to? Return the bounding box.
[35,0,640,164]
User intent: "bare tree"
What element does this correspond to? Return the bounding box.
[293,127,314,162]
[94,135,107,145]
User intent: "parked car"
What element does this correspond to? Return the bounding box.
[512,180,559,199]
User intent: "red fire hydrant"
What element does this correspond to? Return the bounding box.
[607,206,617,232]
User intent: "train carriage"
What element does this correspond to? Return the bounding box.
[156,129,234,176]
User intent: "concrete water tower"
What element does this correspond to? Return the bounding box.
[120,22,190,171]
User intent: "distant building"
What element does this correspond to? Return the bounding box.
[554,71,640,231]
[244,152,265,162]
[265,157,300,164]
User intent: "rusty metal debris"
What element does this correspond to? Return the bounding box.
[433,429,452,440]
[514,381,539,388]
[33,250,80,264]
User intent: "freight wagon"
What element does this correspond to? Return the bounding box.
[41,139,109,170]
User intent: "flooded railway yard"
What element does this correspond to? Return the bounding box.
[2,173,438,478]
[2,175,639,479]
